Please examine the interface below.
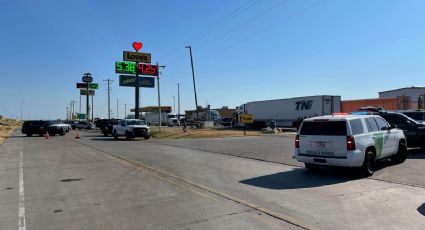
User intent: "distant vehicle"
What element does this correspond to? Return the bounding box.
[98,119,119,136]
[76,121,94,129]
[294,114,406,176]
[63,120,77,130]
[57,120,71,132]
[144,112,180,126]
[112,119,150,140]
[236,95,341,128]
[377,112,425,149]
[22,120,66,136]
[221,117,233,126]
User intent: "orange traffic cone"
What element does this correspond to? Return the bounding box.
[75,131,81,139]
[45,131,50,139]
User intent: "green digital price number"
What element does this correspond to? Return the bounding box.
[115,61,136,74]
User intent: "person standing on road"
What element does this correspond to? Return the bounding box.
[182,119,187,132]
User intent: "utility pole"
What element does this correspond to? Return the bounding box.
[66,107,69,120]
[157,63,166,132]
[117,98,119,119]
[177,83,180,120]
[79,96,81,114]
[185,45,199,120]
[124,104,127,119]
[20,100,24,120]
[103,79,113,119]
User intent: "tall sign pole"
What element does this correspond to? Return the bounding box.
[185,46,199,120]
[82,73,92,122]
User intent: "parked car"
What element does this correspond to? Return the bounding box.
[22,120,66,136]
[76,121,94,129]
[400,110,425,124]
[294,114,406,176]
[112,119,150,140]
[377,112,425,150]
[63,120,77,130]
[57,120,71,132]
[99,119,119,136]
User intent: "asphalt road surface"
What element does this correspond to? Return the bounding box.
[1,130,424,230]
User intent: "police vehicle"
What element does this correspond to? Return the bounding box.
[294,113,406,176]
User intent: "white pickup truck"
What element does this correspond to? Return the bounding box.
[112,119,150,140]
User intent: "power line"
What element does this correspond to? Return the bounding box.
[166,0,327,78]
[163,0,289,69]
[158,0,262,62]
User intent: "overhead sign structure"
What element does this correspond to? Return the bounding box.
[123,51,151,63]
[119,75,155,88]
[76,83,98,89]
[80,89,95,96]
[239,114,254,124]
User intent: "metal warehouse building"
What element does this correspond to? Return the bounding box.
[379,86,425,110]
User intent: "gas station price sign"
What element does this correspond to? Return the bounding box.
[116,61,158,76]
[137,63,158,76]
[116,61,136,74]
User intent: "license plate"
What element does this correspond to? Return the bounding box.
[316,142,327,148]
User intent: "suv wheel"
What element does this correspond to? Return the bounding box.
[113,131,118,140]
[26,133,32,137]
[103,132,108,137]
[305,163,319,170]
[360,150,376,177]
[391,141,407,164]
[144,135,150,140]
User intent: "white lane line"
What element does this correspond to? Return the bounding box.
[19,151,26,230]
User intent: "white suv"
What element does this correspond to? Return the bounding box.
[294,114,407,176]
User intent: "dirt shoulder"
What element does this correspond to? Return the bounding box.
[0,118,21,145]
[150,127,296,139]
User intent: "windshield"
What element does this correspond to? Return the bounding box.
[127,120,145,125]
[403,112,425,121]
[300,121,347,135]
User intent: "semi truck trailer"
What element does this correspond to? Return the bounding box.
[236,95,341,128]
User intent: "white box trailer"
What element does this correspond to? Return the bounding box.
[236,95,341,127]
[144,112,180,126]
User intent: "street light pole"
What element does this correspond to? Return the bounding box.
[185,46,199,120]
[177,83,180,119]
[157,63,166,132]
[172,96,176,113]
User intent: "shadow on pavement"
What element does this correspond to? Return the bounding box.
[407,149,425,159]
[418,203,425,216]
[240,167,360,190]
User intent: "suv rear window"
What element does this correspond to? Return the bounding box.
[300,121,347,136]
[349,119,364,135]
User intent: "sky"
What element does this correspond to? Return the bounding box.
[0,0,424,120]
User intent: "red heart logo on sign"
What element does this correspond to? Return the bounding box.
[132,42,143,51]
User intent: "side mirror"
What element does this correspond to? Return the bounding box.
[381,126,389,131]
[390,124,397,129]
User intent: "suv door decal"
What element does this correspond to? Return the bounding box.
[373,133,384,159]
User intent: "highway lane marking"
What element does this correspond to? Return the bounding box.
[70,139,316,230]
[19,151,26,230]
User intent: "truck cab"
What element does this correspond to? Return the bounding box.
[113,119,150,140]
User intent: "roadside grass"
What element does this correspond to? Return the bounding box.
[0,118,21,145]
[150,126,265,139]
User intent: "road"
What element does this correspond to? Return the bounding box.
[0,130,424,230]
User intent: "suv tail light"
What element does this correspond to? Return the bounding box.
[295,135,300,148]
[347,136,355,151]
